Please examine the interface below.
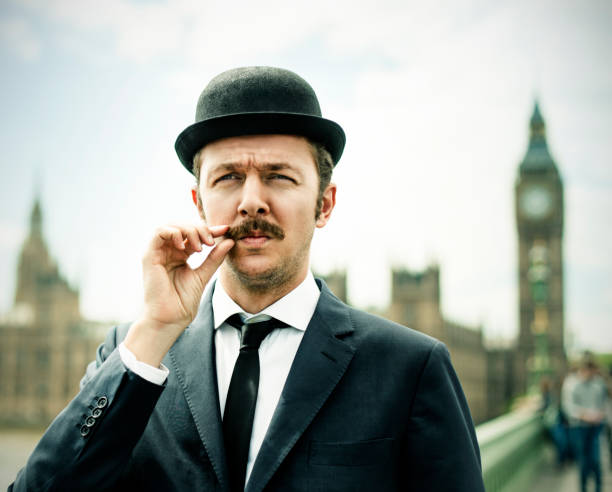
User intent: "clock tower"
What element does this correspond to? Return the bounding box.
[515,102,565,394]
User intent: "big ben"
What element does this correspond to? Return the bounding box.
[515,102,566,394]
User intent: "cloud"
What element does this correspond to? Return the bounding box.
[13,0,612,90]
[566,184,612,270]
[16,0,337,64]
[17,0,183,62]
[567,310,612,352]
[0,15,42,61]
[0,221,26,249]
[7,0,514,68]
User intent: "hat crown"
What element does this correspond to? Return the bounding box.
[195,66,322,122]
[175,66,345,172]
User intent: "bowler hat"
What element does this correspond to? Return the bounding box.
[174,66,345,174]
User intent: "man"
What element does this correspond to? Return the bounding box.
[11,67,484,491]
[568,357,607,492]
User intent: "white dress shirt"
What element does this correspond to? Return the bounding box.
[119,272,320,486]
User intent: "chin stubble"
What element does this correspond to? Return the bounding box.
[226,224,312,293]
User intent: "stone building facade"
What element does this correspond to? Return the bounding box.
[0,199,103,426]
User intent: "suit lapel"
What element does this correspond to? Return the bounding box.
[246,283,356,492]
[167,283,228,490]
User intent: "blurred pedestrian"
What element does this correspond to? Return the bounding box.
[605,365,612,470]
[561,364,579,461]
[568,357,607,492]
[541,376,568,466]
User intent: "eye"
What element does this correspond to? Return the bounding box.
[268,173,296,183]
[213,173,241,184]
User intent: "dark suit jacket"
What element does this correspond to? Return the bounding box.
[10,280,484,491]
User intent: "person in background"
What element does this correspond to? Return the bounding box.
[605,365,612,470]
[568,357,607,492]
[561,363,580,461]
[541,376,569,467]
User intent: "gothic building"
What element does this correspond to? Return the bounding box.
[0,198,103,426]
[514,102,566,393]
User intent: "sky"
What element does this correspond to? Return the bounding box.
[0,0,610,352]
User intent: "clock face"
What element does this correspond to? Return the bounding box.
[520,185,553,220]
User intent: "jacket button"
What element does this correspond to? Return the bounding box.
[92,408,102,418]
[96,396,108,408]
[80,425,90,437]
[85,416,96,427]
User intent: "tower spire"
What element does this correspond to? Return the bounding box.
[520,100,557,173]
[530,101,545,140]
[30,195,43,238]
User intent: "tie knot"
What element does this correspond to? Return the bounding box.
[225,314,289,350]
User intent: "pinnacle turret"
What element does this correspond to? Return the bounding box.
[30,197,43,238]
[520,101,557,173]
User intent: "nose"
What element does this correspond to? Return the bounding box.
[237,175,270,217]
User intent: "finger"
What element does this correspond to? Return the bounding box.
[183,226,202,252]
[196,224,230,246]
[193,238,234,284]
[165,224,203,252]
[209,224,230,237]
[152,226,185,251]
[173,231,186,250]
[182,240,202,257]
[195,223,215,246]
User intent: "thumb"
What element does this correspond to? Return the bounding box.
[193,238,235,284]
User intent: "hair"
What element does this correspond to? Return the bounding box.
[192,138,334,219]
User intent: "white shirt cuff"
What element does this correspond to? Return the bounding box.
[118,342,169,386]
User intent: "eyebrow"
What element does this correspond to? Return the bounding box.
[207,161,303,178]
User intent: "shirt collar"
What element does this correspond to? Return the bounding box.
[212,271,320,331]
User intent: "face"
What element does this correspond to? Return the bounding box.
[193,134,335,292]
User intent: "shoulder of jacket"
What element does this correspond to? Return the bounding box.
[346,305,442,352]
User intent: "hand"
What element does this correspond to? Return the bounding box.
[125,223,234,366]
[141,223,234,327]
[580,410,604,424]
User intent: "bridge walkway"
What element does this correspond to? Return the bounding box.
[531,441,612,492]
[476,407,612,492]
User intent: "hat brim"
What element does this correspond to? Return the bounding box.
[174,112,345,174]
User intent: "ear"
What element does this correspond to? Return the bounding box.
[315,183,336,228]
[191,186,205,220]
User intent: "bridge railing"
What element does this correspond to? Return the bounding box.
[476,408,547,492]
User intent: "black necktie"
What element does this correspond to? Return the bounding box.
[223,313,289,492]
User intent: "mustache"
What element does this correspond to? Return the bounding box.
[225,218,285,241]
